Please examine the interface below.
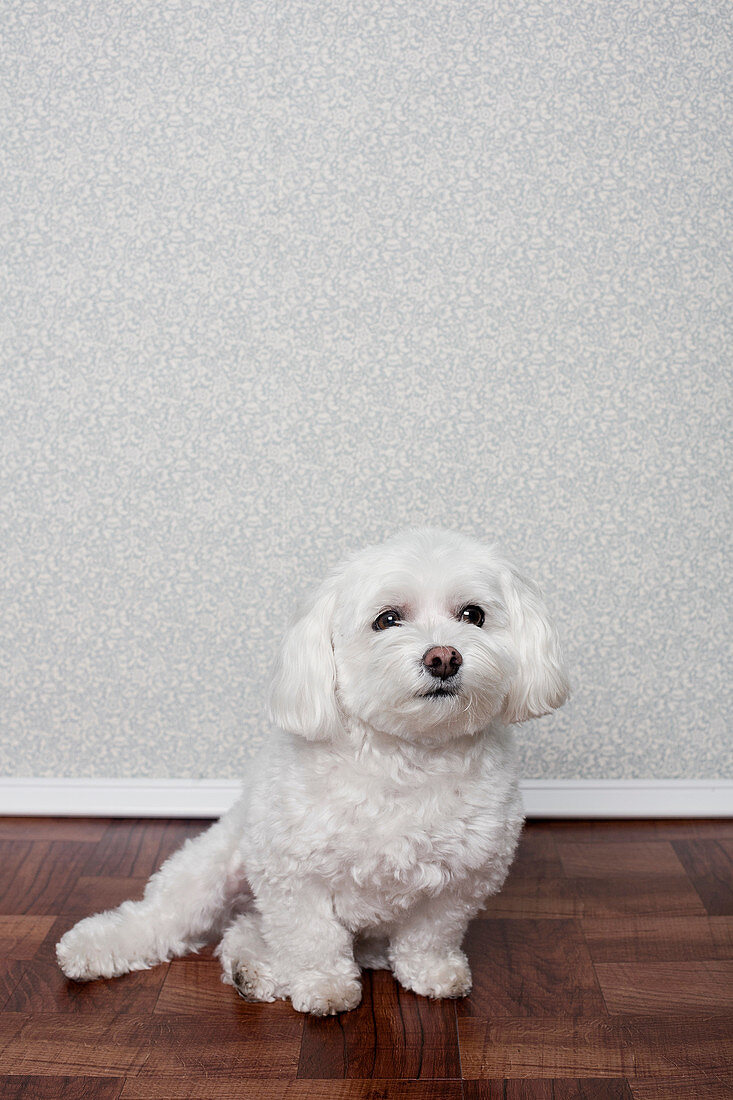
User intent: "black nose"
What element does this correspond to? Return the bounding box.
[422,646,463,680]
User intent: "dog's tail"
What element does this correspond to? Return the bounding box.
[57,800,251,981]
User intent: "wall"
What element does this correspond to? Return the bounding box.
[1,1,730,780]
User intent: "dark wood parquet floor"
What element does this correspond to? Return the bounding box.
[0,816,731,1099]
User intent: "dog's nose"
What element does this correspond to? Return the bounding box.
[422,646,462,680]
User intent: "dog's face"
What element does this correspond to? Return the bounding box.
[332,535,518,742]
[268,528,569,744]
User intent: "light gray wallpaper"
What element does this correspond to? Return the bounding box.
[1,1,730,780]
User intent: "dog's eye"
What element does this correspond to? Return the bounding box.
[459,605,485,628]
[372,609,402,631]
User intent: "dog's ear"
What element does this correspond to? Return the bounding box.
[267,578,341,741]
[500,566,570,724]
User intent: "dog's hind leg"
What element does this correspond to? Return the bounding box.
[57,808,250,981]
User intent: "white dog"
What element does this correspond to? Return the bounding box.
[57,527,569,1015]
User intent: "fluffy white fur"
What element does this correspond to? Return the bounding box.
[57,527,569,1015]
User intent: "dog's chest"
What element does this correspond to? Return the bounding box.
[247,731,521,926]
[323,774,498,917]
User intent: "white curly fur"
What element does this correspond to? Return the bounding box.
[57,527,569,1015]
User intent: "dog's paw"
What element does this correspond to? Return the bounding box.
[230,962,278,1003]
[393,950,472,1000]
[290,975,362,1016]
[217,915,283,1004]
[56,914,144,981]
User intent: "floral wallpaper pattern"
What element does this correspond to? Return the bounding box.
[1,1,730,779]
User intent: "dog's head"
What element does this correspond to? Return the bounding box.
[268,528,570,743]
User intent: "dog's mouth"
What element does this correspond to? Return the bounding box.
[420,683,460,699]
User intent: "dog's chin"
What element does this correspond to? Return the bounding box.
[353,687,501,745]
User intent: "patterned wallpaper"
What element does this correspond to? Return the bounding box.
[1,1,730,780]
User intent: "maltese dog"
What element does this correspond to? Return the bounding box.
[57,527,569,1015]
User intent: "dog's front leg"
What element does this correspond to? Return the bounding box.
[255,881,362,1016]
[388,892,473,1000]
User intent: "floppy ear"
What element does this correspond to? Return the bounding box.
[267,578,342,740]
[500,567,570,725]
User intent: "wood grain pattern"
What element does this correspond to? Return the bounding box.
[132,1016,303,1080]
[463,1083,634,1099]
[671,839,733,915]
[154,957,296,1018]
[61,876,149,923]
[459,1014,733,1079]
[457,1017,636,1079]
[564,874,706,919]
[0,961,26,1013]
[298,968,460,1079]
[0,915,57,959]
[628,1075,733,1100]
[479,874,584,919]
[80,819,206,878]
[0,1076,124,1099]
[0,818,110,842]
[479,829,582,919]
[0,840,95,916]
[580,915,733,962]
[530,820,733,842]
[120,1082,464,1099]
[594,961,733,1015]
[556,842,690,878]
[5,956,170,1015]
[555,840,708,918]
[0,816,730,1097]
[0,1013,156,1076]
[628,1015,733,1077]
[460,919,606,1017]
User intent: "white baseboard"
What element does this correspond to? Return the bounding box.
[0,777,731,819]
[0,778,240,819]
[519,779,733,818]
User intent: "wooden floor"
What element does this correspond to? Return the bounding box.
[0,817,731,1099]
